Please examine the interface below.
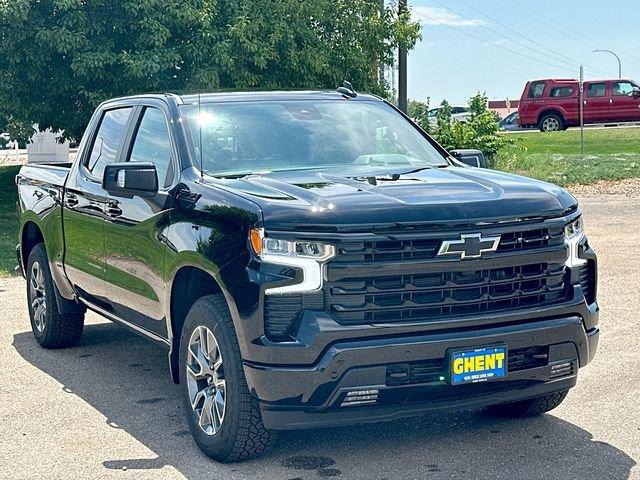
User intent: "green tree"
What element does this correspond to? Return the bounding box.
[408,98,431,134]
[0,0,420,140]
[434,100,455,149]
[424,93,513,159]
[459,92,513,158]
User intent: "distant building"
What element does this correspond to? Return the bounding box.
[488,100,520,119]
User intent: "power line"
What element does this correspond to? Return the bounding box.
[501,0,640,71]
[427,0,608,79]
[414,11,581,76]
[449,0,612,78]
[503,0,614,50]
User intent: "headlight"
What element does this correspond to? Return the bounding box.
[250,228,335,294]
[565,217,586,267]
[565,218,583,239]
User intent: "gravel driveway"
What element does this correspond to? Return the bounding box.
[0,194,638,480]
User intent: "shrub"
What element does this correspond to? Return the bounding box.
[411,93,514,159]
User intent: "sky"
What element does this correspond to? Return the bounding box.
[406,0,640,105]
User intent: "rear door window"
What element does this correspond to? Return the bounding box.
[86,108,133,179]
[587,83,607,97]
[528,82,546,98]
[612,81,634,96]
[127,107,174,188]
[550,87,574,97]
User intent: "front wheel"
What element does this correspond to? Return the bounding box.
[26,243,84,348]
[487,389,569,417]
[179,295,274,462]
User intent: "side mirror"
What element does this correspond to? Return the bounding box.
[450,149,487,168]
[103,162,158,198]
[632,87,640,98]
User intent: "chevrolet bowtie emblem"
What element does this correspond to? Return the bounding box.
[437,233,501,259]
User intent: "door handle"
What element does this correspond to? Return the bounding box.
[610,99,613,104]
[106,199,123,218]
[65,192,79,208]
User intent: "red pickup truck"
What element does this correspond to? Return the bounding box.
[518,78,640,131]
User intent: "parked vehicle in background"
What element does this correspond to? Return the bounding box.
[518,78,640,131]
[427,105,471,127]
[450,148,488,168]
[16,89,599,462]
[499,112,530,131]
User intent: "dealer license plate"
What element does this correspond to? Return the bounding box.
[450,346,507,385]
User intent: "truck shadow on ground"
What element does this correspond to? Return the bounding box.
[13,322,636,480]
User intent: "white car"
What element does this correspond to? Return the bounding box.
[427,105,472,128]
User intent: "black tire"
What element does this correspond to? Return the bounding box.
[538,113,564,132]
[179,295,274,462]
[26,243,84,348]
[487,389,569,417]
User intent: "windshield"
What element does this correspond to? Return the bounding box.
[180,99,448,176]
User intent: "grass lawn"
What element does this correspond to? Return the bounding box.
[0,165,20,276]
[493,127,640,186]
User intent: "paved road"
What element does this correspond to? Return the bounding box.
[1,195,638,480]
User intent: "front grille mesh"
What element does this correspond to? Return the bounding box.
[330,224,564,266]
[326,262,568,326]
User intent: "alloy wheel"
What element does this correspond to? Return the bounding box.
[29,261,47,333]
[186,325,226,436]
[542,117,560,131]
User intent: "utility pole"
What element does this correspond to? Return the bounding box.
[378,0,386,86]
[398,0,408,113]
[593,49,622,78]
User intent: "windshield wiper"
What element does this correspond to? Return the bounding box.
[395,166,434,175]
[208,172,253,179]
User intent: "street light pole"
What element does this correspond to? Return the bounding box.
[593,49,622,78]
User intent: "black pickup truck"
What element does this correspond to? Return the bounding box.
[16,88,599,462]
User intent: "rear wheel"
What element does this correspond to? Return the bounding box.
[487,389,569,417]
[539,113,564,132]
[179,295,274,462]
[26,243,84,348]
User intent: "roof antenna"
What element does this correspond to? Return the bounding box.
[198,92,204,180]
[338,80,357,98]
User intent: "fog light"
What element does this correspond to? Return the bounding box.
[550,361,575,379]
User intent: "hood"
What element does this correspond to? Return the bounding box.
[203,166,577,231]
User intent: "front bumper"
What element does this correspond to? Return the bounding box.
[244,313,599,430]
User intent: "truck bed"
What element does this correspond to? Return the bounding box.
[16,162,71,286]
[18,163,71,189]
